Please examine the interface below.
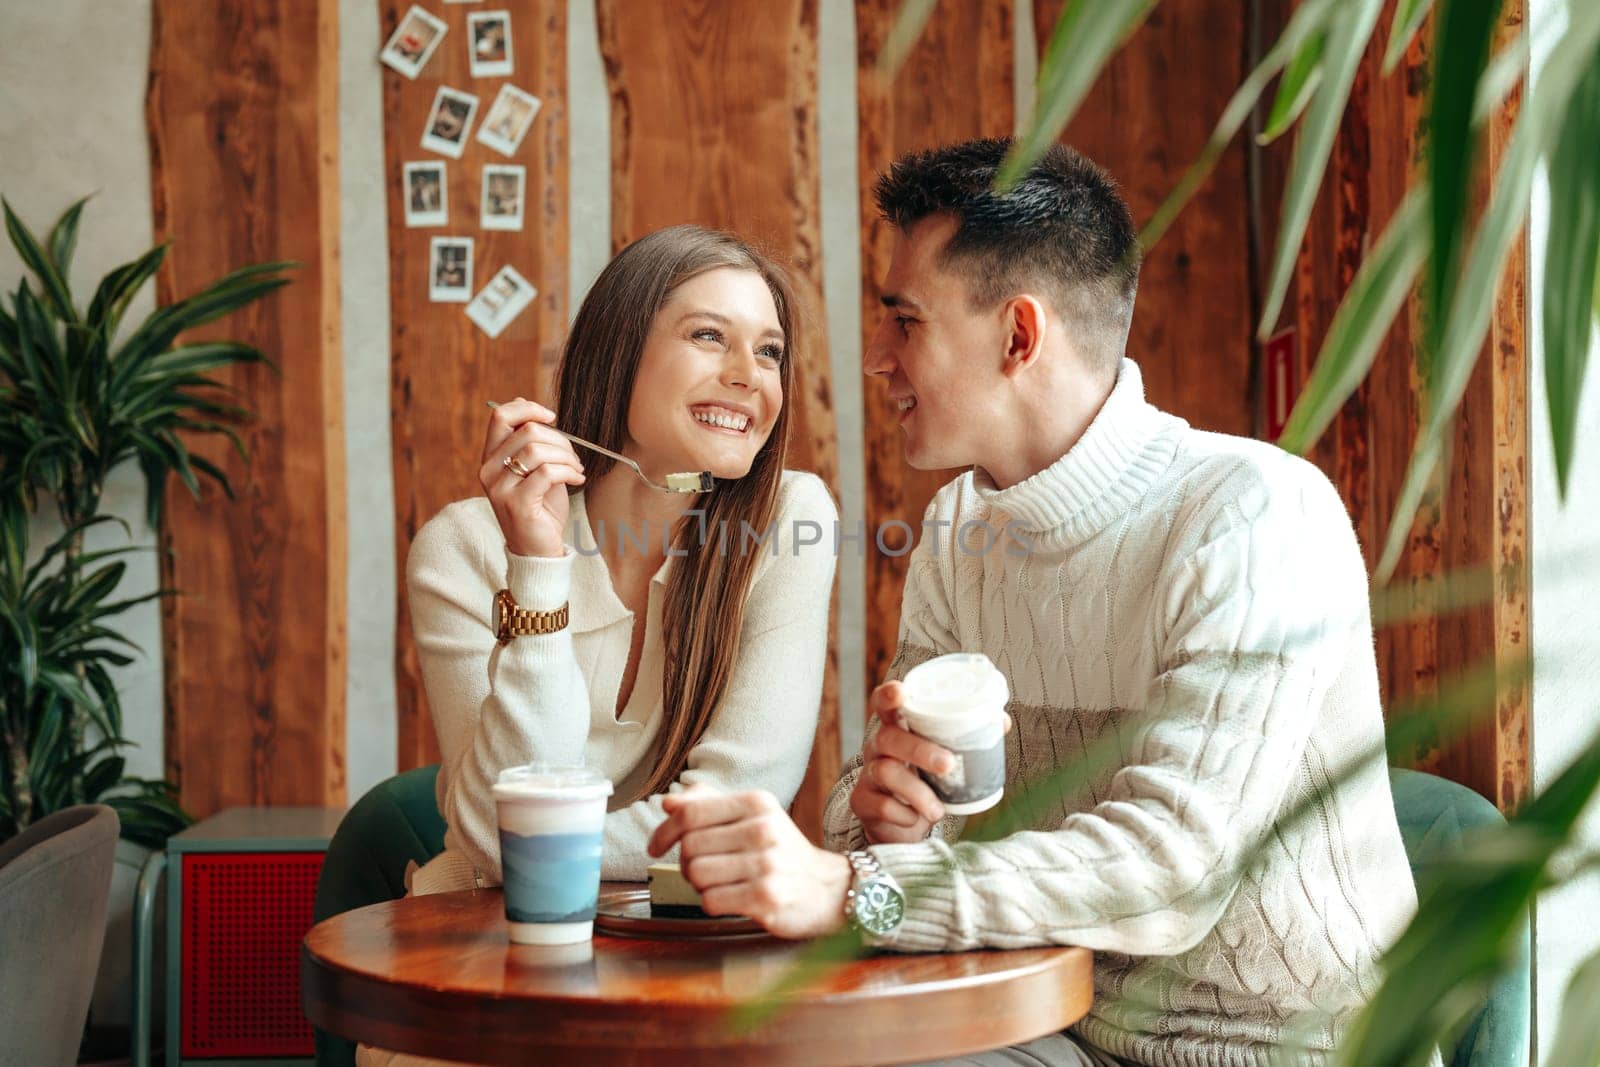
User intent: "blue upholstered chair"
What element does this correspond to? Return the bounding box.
[1389,767,1531,1067]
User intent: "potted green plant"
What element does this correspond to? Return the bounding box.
[0,195,293,1053]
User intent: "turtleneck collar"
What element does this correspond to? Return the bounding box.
[973,358,1182,545]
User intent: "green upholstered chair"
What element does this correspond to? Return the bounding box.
[1389,767,1531,1067]
[312,764,447,1067]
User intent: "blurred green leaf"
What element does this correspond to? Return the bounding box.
[3,198,75,323]
[85,243,167,345]
[0,299,17,361]
[80,755,125,804]
[1378,9,1599,581]
[1259,30,1325,144]
[45,196,90,288]
[997,0,1159,192]
[1541,46,1600,498]
[1383,654,1527,766]
[112,275,288,390]
[1367,557,1507,628]
[1278,189,1429,454]
[1474,26,1528,122]
[726,923,867,1032]
[1341,715,1600,1066]
[1424,0,1505,381]
[1142,0,1338,250]
[1545,947,1600,1067]
[1258,0,1385,340]
[1376,434,1446,584]
[1384,0,1435,74]
[877,0,939,78]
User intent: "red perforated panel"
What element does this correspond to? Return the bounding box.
[181,852,324,1058]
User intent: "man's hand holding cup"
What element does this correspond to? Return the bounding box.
[851,656,1013,845]
[849,681,953,844]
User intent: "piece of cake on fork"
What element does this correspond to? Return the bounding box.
[647,861,707,919]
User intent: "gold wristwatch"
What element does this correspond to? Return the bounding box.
[492,588,569,645]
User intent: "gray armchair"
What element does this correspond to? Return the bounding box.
[0,804,121,1067]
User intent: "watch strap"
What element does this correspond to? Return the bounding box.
[843,849,904,942]
[494,588,570,644]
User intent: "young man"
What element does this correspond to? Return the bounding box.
[649,138,1419,1066]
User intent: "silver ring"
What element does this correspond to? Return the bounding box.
[503,455,533,479]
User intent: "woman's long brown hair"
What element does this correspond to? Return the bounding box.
[553,225,798,800]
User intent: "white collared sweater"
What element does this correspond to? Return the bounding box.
[407,470,836,892]
[824,360,1421,1067]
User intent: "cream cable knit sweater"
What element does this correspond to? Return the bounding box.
[824,360,1419,1067]
[407,470,836,891]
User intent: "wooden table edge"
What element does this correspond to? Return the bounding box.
[302,893,1095,1066]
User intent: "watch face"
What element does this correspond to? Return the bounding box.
[853,879,905,936]
[492,590,511,640]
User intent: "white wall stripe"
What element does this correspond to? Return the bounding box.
[818,0,869,761]
[567,0,611,318]
[340,0,399,802]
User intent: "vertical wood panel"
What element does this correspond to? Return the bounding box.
[1468,0,1529,811]
[382,1,570,771]
[1258,0,1528,809]
[857,0,1015,710]
[147,0,346,815]
[1036,0,1257,439]
[596,0,839,840]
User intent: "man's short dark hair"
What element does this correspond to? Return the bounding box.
[875,138,1139,375]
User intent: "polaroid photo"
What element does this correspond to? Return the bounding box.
[480,165,525,231]
[379,5,447,80]
[468,11,513,78]
[403,162,448,228]
[476,84,541,158]
[430,237,474,303]
[422,87,479,159]
[466,265,537,339]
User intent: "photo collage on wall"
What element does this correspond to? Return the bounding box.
[381,3,539,339]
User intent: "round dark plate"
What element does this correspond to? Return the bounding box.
[593,888,768,941]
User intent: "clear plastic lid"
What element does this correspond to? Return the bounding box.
[491,763,613,800]
[901,653,1010,718]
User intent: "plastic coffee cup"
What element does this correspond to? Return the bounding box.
[898,653,1010,815]
[492,763,613,945]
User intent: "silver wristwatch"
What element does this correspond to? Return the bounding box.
[843,850,906,942]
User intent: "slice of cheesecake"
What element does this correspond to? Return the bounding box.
[647,861,708,919]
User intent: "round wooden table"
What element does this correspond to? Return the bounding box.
[303,884,1094,1066]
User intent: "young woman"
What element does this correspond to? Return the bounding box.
[404,224,836,895]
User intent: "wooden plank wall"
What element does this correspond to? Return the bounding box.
[595,0,840,840]
[382,1,571,771]
[146,0,346,815]
[1036,0,1258,438]
[142,0,1527,820]
[1256,0,1528,809]
[857,0,1016,705]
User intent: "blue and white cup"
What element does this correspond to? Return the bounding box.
[492,764,613,945]
[899,653,1010,815]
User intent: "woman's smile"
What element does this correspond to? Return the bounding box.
[689,402,755,435]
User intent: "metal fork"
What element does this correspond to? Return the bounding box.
[486,401,713,493]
